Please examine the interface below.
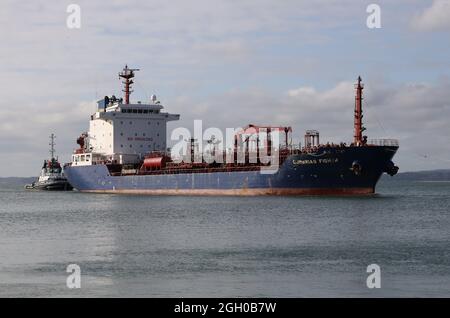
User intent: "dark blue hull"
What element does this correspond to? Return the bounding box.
[65,146,398,195]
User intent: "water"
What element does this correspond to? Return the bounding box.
[0,180,449,297]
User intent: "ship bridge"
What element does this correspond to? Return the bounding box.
[71,66,179,167]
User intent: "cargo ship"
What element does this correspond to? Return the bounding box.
[64,66,399,195]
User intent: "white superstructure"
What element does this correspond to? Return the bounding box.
[71,66,179,166]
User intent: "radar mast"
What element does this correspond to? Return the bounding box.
[118,65,140,104]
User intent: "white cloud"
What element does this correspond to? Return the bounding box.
[167,78,450,173]
[0,0,449,175]
[1,77,450,176]
[411,0,450,31]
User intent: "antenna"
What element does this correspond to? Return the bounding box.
[49,133,56,159]
[118,65,140,104]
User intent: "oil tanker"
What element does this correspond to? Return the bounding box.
[64,66,399,195]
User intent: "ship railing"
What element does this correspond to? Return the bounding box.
[367,139,399,147]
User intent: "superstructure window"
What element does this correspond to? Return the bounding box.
[143,110,148,114]
[138,109,143,114]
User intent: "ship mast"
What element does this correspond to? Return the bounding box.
[354,76,365,146]
[49,133,56,159]
[118,65,140,104]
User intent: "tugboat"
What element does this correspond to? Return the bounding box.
[25,134,73,191]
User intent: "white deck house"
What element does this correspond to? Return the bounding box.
[72,66,179,166]
[72,97,179,166]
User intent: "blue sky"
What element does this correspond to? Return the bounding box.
[1,0,450,176]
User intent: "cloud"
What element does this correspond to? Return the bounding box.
[0,0,450,176]
[411,0,450,31]
[167,78,450,173]
[1,76,450,176]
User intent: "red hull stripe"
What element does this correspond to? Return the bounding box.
[81,187,375,196]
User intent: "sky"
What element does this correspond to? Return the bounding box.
[0,0,450,176]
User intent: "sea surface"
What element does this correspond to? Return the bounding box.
[0,179,449,297]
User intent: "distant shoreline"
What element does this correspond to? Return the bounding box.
[381,169,450,181]
[416,180,450,183]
